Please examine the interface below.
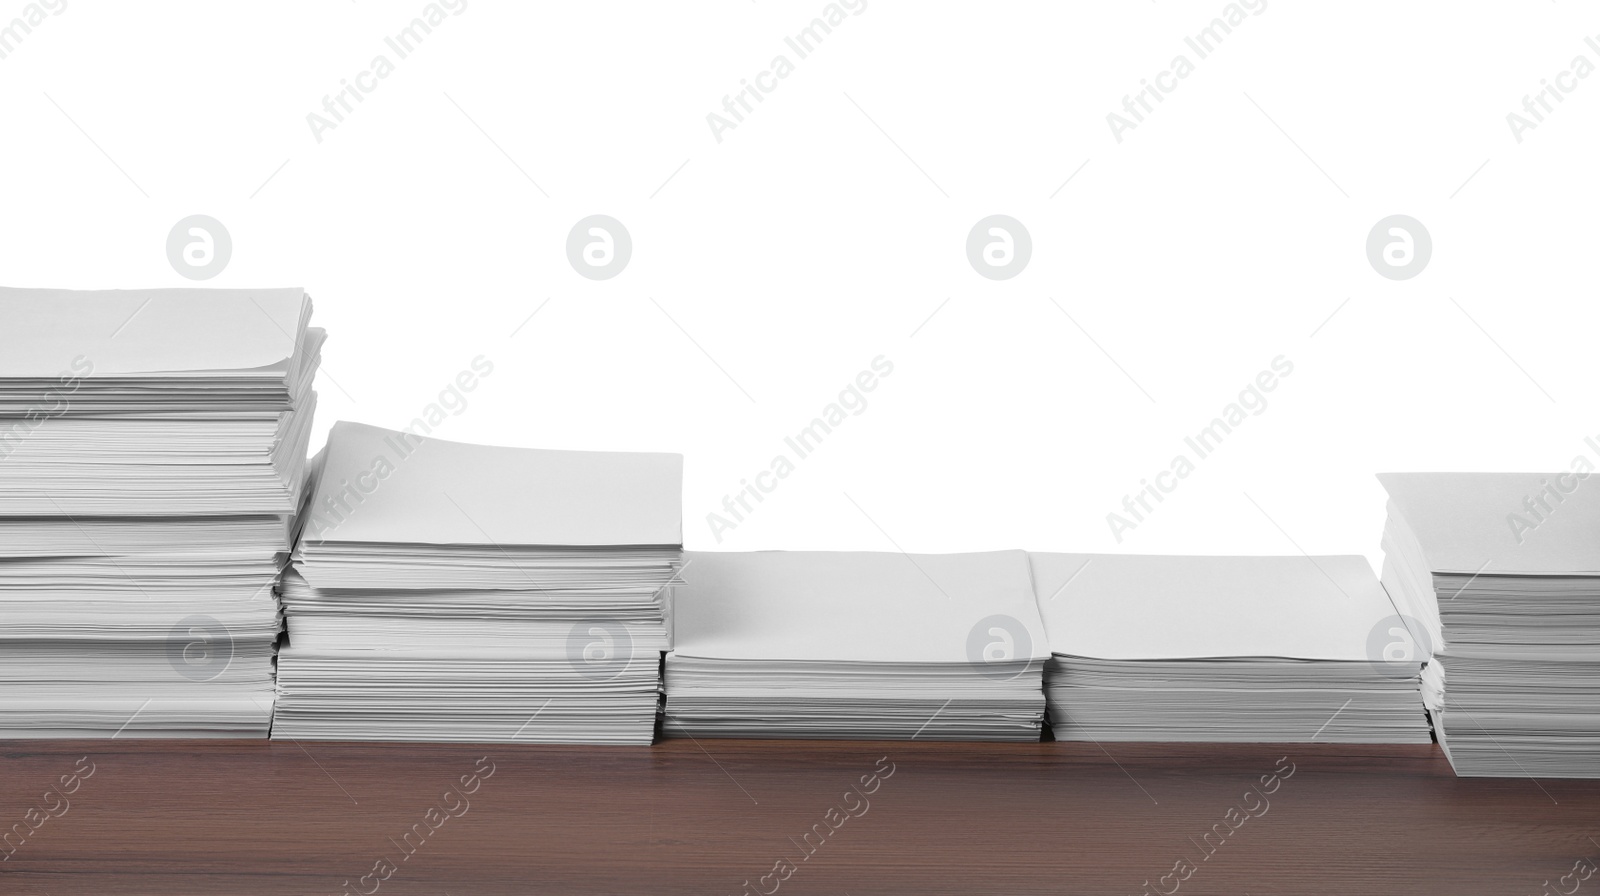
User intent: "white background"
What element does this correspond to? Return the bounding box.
[1,1,1595,567]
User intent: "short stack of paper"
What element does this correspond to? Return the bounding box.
[273,421,682,744]
[1031,553,1432,743]
[1379,472,1600,777]
[0,287,322,737]
[665,550,1048,741]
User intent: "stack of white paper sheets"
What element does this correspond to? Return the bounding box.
[273,421,682,744]
[0,287,322,737]
[665,550,1049,741]
[1032,553,1432,743]
[1379,472,1600,777]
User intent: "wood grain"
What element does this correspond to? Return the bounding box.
[2,738,1597,895]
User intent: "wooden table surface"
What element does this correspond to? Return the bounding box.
[2,737,1597,895]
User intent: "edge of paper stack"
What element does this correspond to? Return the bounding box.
[1378,471,1600,777]
[0,287,321,737]
[274,420,683,744]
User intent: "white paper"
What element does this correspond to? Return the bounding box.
[1378,472,1600,575]
[1031,553,1400,661]
[0,286,307,377]
[301,421,683,548]
[672,549,1048,663]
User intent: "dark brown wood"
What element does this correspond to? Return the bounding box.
[2,738,1598,895]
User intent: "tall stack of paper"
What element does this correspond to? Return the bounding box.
[0,287,322,737]
[1379,472,1600,777]
[665,550,1048,741]
[1032,553,1432,743]
[273,421,682,744]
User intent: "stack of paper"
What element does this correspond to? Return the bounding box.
[0,287,322,737]
[1032,553,1432,743]
[273,421,682,744]
[665,550,1048,741]
[1379,472,1600,777]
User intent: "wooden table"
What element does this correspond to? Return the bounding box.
[2,738,1597,895]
